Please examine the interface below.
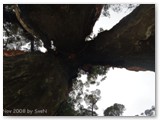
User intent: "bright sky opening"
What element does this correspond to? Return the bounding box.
[80,5,155,116]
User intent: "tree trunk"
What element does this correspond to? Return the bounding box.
[14,4,155,71]
[26,34,35,52]
[91,104,94,116]
[3,4,155,116]
[3,52,79,115]
[14,4,103,53]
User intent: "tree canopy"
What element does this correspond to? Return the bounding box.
[104,103,125,116]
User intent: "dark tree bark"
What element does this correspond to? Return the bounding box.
[14,4,103,53]
[3,4,155,115]
[80,4,155,71]
[3,52,79,115]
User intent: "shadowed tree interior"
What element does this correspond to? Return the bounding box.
[3,4,155,116]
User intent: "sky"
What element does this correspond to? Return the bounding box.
[79,68,155,116]
[1,2,157,119]
[92,68,154,116]
[79,5,155,116]
[93,4,138,32]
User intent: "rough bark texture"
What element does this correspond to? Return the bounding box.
[80,4,155,71]
[14,4,103,52]
[4,52,78,115]
[14,4,155,71]
[3,4,155,116]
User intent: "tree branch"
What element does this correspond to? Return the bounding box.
[80,4,155,71]
[14,4,103,53]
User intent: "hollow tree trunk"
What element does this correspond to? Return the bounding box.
[3,4,155,116]
[3,52,78,116]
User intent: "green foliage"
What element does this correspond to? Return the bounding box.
[87,65,108,82]
[83,89,101,116]
[144,106,155,116]
[69,80,84,110]
[3,22,29,50]
[136,106,155,116]
[3,4,44,51]
[102,4,139,17]
[66,78,101,116]
[55,97,78,116]
[104,103,125,116]
[55,94,99,116]
[98,28,104,33]
[3,4,16,23]
[66,64,108,116]
[78,65,108,88]
[3,5,26,50]
[77,108,98,116]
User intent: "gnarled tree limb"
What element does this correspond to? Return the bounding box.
[80,4,155,71]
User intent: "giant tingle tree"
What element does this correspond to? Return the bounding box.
[3,4,155,116]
